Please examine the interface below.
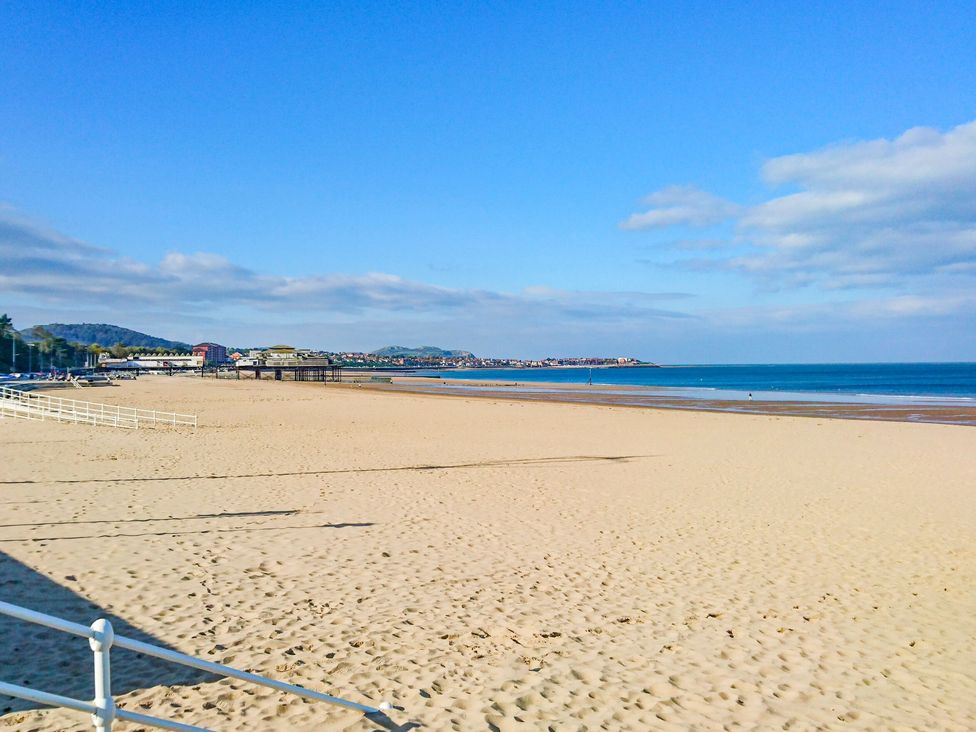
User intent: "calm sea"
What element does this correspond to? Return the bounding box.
[421,363,976,404]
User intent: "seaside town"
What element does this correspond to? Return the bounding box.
[0,317,646,374]
[102,346,647,371]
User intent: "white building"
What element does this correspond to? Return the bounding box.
[236,346,331,368]
[99,353,203,369]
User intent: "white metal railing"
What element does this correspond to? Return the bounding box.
[0,386,197,429]
[0,600,391,730]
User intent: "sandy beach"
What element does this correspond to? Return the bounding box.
[1,376,975,730]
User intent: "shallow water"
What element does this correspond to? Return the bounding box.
[418,363,976,404]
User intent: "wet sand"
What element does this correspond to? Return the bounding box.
[373,377,976,426]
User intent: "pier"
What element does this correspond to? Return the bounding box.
[236,364,343,382]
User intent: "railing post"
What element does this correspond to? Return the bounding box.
[89,618,115,731]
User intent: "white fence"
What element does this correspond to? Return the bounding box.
[0,386,197,429]
[0,600,390,730]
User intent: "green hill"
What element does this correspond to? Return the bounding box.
[20,323,190,350]
[371,345,474,358]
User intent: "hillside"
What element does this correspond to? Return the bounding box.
[20,323,190,350]
[371,345,474,359]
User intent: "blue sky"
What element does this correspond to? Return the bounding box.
[2,2,975,361]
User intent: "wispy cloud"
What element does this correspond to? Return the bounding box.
[707,292,976,331]
[0,208,693,332]
[624,119,976,290]
[620,185,741,230]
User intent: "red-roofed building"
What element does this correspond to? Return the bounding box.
[192,342,228,364]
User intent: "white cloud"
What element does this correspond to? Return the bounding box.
[620,185,741,230]
[626,119,976,290]
[760,123,976,190]
[0,208,693,333]
[708,292,976,331]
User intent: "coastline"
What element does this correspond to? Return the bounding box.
[366,376,976,426]
[428,363,659,370]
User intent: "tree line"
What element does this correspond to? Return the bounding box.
[0,314,190,373]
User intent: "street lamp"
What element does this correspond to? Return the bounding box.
[28,343,36,375]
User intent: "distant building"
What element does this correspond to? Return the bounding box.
[235,345,331,368]
[192,342,228,364]
[265,345,297,357]
[99,353,203,369]
[234,349,266,367]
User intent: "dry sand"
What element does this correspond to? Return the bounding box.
[1,376,974,731]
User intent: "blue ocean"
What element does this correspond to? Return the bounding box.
[423,363,976,404]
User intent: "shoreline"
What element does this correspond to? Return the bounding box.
[366,376,976,426]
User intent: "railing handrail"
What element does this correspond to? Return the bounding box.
[0,395,140,429]
[0,600,389,730]
[0,386,197,420]
[0,386,197,428]
[0,680,206,731]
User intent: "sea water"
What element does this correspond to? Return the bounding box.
[420,363,976,405]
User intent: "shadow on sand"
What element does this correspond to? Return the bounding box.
[0,454,655,486]
[366,707,423,731]
[0,550,219,717]
[0,520,375,544]
[0,509,304,529]
[0,551,416,729]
